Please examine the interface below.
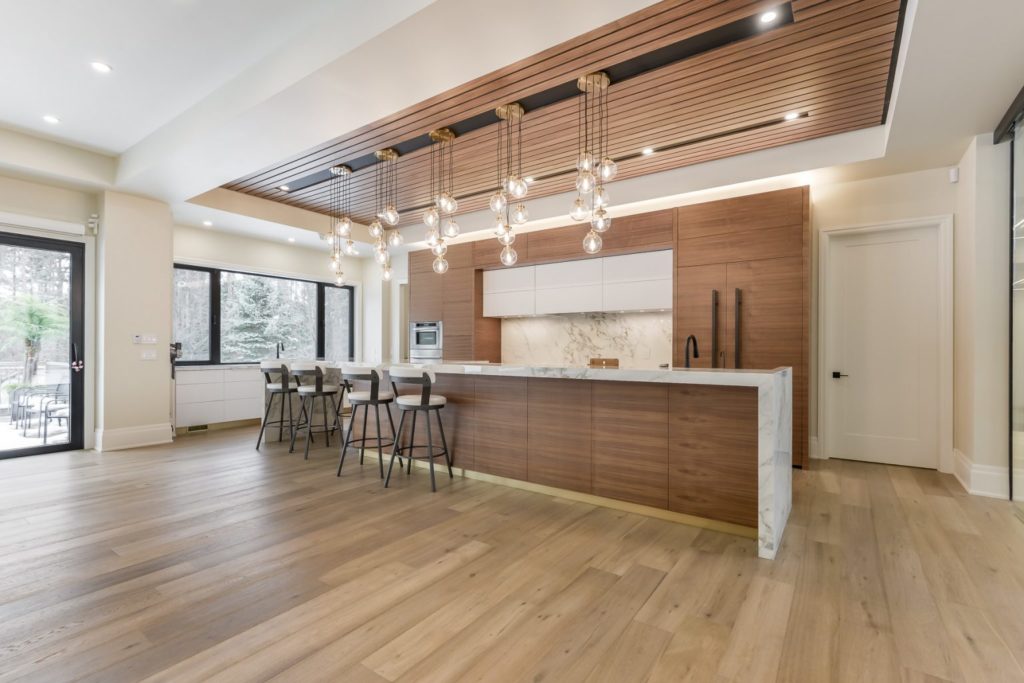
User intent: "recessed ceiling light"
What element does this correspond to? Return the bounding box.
[42,114,60,125]
[525,176,535,184]
[287,237,296,243]
[641,147,655,156]
[279,185,290,192]
[202,220,213,227]
[760,10,778,23]
[784,111,801,121]
[90,61,112,74]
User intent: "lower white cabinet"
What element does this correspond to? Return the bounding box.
[175,366,264,427]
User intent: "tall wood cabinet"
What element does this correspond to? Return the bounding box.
[409,244,501,362]
[673,187,809,467]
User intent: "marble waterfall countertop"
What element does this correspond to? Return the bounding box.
[390,361,787,387]
[264,359,792,560]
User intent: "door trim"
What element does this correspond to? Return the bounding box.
[817,215,953,472]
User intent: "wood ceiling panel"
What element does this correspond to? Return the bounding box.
[222,0,905,224]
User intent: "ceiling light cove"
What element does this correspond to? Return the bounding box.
[760,10,779,24]
[90,61,112,74]
[42,114,60,125]
[784,111,801,121]
[641,147,655,156]
[278,185,290,192]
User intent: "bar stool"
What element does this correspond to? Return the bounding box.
[385,368,452,492]
[337,366,400,478]
[256,362,298,449]
[288,363,341,460]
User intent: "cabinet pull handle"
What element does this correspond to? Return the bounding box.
[710,289,719,369]
[734,288,742,369]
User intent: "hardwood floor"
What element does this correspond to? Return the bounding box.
[2,426,1024,682]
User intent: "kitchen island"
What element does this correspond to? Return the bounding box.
[385,362,792,560]
[263,359,791,559]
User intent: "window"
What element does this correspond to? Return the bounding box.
[173,267,211,361]
[172,265,355,365]
[324,285,353,362]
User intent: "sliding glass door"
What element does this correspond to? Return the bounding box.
[1013,117,1024,502]
[0,232,84,458]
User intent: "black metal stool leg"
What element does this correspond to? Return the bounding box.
[303,396,316,460]
[358,403,368,465]
[287,391,294,443]
[256,392,274,449]
[436,409,453,478]
[289,395,303,452]
[385,410,407,488]
[425,408,436,492]
[337,403,358,476]
[384,404,404,469]
[277,386,286,441]
[329,393,342,435]
[321,395,331,449]
[407,410,418,474]
[374,404,385,478]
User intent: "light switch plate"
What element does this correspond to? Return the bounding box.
[132,334,158,345]
[140,350,157,361]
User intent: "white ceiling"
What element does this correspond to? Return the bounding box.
[0,0,340,154]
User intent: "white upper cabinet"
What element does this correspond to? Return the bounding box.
[483,266,535,317]
[601,250,672,311]
[534,259,603,314]
[481,250,672,317]
[483,266,535,293]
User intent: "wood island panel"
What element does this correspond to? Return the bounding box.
[434,374,475,469]
[526,378,592,493]
[591,381,669,508]
[472,376,528,480]
[668,384,758,527]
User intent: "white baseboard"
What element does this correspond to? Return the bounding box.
[953,448,1009,499]
[94,423,173,452]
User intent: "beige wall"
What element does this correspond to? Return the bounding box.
[173,225,364,284]
[0,174,97,225]
[95,190,174,449]
[954,135,1010,476]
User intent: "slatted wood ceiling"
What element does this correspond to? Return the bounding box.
[224,0,904,223]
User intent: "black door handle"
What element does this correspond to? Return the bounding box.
[71,344,84,373]
[831,371,849,379]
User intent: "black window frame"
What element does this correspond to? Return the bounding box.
[173,264,355,366]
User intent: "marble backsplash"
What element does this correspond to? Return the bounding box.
[500,311,672,369]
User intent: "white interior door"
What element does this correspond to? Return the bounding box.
[824,224,941,468]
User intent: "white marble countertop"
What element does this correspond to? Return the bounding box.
[388,361,789,387]
[252,358,789,387]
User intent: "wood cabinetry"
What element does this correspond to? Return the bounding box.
[673,187,809,466]
[668,384,758,527]
[409,244,500,361]
[396,373,761,531]
[526,378,592,492]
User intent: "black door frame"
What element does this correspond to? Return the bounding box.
[0,231,85,459]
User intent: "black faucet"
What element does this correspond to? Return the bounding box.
[276,341,285,359]
[684,335,699,368]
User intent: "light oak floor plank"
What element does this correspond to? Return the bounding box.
[1,430,1023,682]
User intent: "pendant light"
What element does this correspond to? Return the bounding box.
[572,72,615,254]
[424,127,459,275]
[492,102,527,266]
[373,148,400,279]
[326,164,352,285]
